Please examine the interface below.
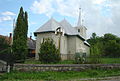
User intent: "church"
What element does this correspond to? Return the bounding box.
[34,9,90,60]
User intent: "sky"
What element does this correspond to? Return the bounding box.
[0,0,120,39]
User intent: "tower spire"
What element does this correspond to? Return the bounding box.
[77,8,81,26]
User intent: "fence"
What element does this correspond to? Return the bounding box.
[0,60,7,72]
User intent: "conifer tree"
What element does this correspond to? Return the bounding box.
[12,7,28,62]
[39,38,60,63]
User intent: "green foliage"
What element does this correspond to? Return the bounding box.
[0,37,9,51]
[39,38,61,63]
[12,7,28,63]
[1,69,120,80]
[104,40,120,57]
[88,33,120,58]
[0,36,14,66]
[89,44,101,64]
[74,52,86,64]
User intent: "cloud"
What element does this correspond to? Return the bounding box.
[55,0,79,18]
[1,11,16,16]
[0,16,12,22]
[0,11,15,22]
[30,0,120,37]
[92,0,106,5]
[30,0,54,17]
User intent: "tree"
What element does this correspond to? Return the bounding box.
[0,37,14,66]
[12,7,28,62]
[0,37,9,51]
[88,33,120,58]
[39,38,61,63]
[103,35,120,57]
[87,33,98,45]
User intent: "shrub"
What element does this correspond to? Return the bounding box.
[74,52,86,64]
[39,38,60,63]
[88,44,101,64]
[0,36,9,51]
[88,55,101,64]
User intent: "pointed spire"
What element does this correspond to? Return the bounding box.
[82,19,84,25]
[77,8,81,26]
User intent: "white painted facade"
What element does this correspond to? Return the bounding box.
[34,10,90,60]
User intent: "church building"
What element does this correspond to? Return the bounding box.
[34,9,90,60]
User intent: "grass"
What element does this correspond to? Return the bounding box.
[101,58,120,64]
[24,58,74,64]
[24,58,120,64]
[1,69,120,81]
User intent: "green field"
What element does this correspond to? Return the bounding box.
[1,58,120,81]
[1,69,120,81]
[24,59,74,64]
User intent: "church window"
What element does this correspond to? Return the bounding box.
[78,29,80,32]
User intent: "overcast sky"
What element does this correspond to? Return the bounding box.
[0,0,120,39]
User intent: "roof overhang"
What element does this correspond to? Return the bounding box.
[84,41,90,47]
[34,31,55,36]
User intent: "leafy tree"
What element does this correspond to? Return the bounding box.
[104,33,117,41]
[12,7,28,62]
[39,38,61,63]
[89,43,102,63]
[87,33,98,45]
[92,33,97,39]
[88,33,102,57]
[0,37,9,51]
[104,39,120,57]
[0,37,14,66]
[88,33,120,58]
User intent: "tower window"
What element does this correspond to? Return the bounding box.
[78,29,80,32]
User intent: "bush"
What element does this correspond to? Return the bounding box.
[0,36,9,51]
[74,52,86,64]
[88,55,101,64]
[88,44,101,64]
[39,38,60,63]
[0,48,14,65]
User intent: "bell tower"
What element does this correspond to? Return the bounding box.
[76,8,87,39]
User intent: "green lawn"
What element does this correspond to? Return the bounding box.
[24,58,120,64]
[25,59,74,64]
[101,58,120,64]
[1,69,120,81]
